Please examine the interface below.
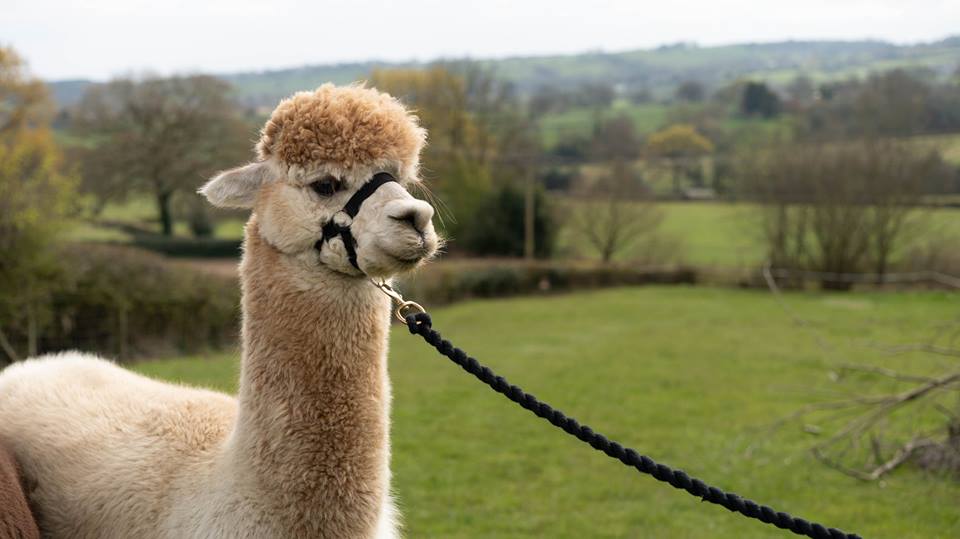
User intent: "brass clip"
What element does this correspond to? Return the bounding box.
[373,279,426,323]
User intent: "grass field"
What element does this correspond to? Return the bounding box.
[539,100,668,147]
[134,286,960,538]
[916,132,960,165]
[556,201,960,267]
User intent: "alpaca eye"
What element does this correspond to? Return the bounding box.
[310,176,341,197]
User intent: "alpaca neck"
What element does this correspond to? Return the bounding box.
[227,219,392,536]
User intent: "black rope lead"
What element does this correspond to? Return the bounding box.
[405,312,863,539]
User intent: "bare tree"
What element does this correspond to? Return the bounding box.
[591,115,641,162]
[569,160,664,263]
[865,146,948,276]
[740,140,932,288]
[71,75,251,235]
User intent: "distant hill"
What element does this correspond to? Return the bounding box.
[48,36,960,109]
[48,79,97,110]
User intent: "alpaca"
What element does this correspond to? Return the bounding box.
[0,83,439,538]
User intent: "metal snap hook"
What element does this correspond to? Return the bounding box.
[372,279,426,322]
[395,300,426,323]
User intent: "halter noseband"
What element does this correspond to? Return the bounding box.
[315,172,399,271]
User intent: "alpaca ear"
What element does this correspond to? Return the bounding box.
[199,162,273,208]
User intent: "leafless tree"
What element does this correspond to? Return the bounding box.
[569,160,664,263]
[590,115,641,162]
[741,140,934,288]
[71,75,252,235]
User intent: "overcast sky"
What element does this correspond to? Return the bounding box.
[4,0,958,81]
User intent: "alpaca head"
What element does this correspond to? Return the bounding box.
[200,84,439,279]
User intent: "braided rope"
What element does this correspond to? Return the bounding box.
[405,312,863,539]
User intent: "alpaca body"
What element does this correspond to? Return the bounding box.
[0,355,397,538]
[0,228,401,539]
[0,353,240,538]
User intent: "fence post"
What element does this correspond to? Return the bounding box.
[118,307,129,361]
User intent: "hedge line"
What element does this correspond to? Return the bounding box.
[397,260,697,305]
[124,236,243,258]
[5,244,697,363]
[4,244,240,362]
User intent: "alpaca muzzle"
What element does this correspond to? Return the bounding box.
[315,172,399,272]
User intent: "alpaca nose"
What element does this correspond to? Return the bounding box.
[386,199,434,235]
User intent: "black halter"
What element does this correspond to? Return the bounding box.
[315,172,398,271]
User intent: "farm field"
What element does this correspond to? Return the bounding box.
[556,201,960,267]
[539,100,669,146]
[135,286,960,538]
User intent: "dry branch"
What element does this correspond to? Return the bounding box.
[813,438,938,481]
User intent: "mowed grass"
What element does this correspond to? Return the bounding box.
[134,286,960,538]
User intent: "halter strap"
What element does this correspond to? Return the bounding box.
[342,172,397,217]
[316,172,399,271]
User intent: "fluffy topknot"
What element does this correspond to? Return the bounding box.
[256,83,426,179]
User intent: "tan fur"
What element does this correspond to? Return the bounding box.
[258,83,427,184]
[226,221,396,538]
[0,84,438,538]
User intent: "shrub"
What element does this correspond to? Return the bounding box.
[459,184,555,258]
[540,167,578,192]
[397,260,696,305]
[2,244,239,361]
[187,204,215,238]
[741,81,781,118]
[125,236,242,258]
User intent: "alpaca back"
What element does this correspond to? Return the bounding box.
[0,353,237,538]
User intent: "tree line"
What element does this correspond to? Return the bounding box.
[5,44,960,289]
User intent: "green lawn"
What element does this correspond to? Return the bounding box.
[66,195,248,243]
[134,286,960,538]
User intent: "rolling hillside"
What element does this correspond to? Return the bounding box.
[49,36,960,109]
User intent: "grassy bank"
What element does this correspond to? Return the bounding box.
[135,286,959,538]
